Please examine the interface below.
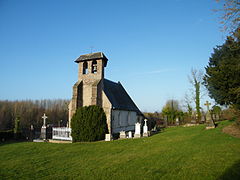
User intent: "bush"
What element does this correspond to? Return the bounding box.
[0,130,14,141]
[71,105,108,142]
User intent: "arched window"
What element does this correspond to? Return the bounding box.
[83,62,88,74]
[92,60,97,73]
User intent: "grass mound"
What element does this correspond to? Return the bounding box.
[0,121,240,179]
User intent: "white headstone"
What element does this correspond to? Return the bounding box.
[143,119,148,134]
[105,134,112,141]
[120,131,126,139]
[134,122,141,138]
[143,119,149,137]
[128,131,132,138]
[176,117,179,126]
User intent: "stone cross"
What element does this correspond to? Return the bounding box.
[42,113,48,128]
[204,101,211,112]
[143,119,148,136]
[144,119,147,126]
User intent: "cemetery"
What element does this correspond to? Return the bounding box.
[1,120,240,179]
[1,1,240,179]
[1,50,239,179]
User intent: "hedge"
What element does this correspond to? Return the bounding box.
[0,130,14,141]
[71,105,108,142]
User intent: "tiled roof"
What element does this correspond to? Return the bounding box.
[75,52,108,63]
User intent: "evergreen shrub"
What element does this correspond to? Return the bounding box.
[0,130,14,141]
[71,105,108,142]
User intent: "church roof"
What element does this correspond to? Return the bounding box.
[103,79,142,115]
[75,52,108,63]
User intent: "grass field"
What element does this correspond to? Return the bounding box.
[1,120,240,180]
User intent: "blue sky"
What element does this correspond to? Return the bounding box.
[0,0,226,112]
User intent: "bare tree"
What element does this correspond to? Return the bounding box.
[215,0,240,33]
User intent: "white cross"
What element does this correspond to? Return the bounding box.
[144,119,148,126]
[42,113,48,127]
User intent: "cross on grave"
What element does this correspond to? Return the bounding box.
[42,113,48,128]
[144,119,147,126]
[204,101,211,112]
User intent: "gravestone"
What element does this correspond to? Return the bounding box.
[201,112,206,123]
[204,101,215,129]
[128,131,132,138]
[134,122,141,138]
[105,134,112,141]
[176,117,179,126]
[120,131,126,139]
[143,119,149,137]
[30,125,34,141]
[206,112,215,129]
[40,113,48,140]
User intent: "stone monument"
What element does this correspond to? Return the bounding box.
[105,134,112,141]
[30,125,34,141]
[143,119,149,137]
[128,131,132,138]
[40,113,48,140]
[204,101,215,129]
[120,131,126,139]
[176,117,179,126]
[134,122,141,138]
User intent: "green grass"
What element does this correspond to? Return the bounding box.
[1,120,240,180]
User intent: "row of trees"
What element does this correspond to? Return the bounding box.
[0,99,69,131]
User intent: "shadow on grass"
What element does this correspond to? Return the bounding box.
[0,140,28,147]
[217,160,240,180]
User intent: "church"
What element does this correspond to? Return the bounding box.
[68,52,144,134]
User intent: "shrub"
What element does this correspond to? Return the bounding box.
[0,130,14,141]
[71,105,108,142]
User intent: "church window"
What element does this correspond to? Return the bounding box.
[92,60,97,73]
[83,62,88,74]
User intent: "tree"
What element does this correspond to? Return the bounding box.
[188,69,204,123]
[215,0,240,33]
[212,105,222,121]
[162,99,182,125]
[204,33,240,109]
[71,105,108,142]
[183,93,193,118]
[14,116,21,139]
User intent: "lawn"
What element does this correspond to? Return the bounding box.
[0,120,240,180]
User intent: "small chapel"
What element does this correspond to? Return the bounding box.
[68,52,144,134]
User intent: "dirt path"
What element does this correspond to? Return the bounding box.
[222,123,240,138]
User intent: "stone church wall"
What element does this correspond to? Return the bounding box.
[102,91,112,134]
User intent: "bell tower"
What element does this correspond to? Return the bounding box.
[69,52,108,121]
